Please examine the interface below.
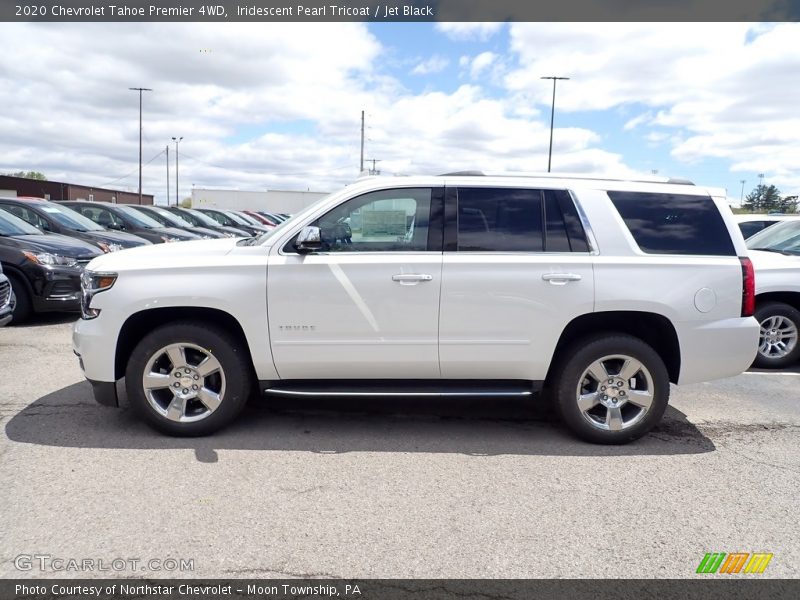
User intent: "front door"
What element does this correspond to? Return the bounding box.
[268,187,444,379]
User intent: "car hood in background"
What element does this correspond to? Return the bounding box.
[1,233,103,258]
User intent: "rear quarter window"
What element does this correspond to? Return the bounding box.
[607,191,736,256]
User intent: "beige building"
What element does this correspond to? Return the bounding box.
[191,187,329,214]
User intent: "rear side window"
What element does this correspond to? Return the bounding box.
[544,190,590,252]
[457,188,543,252]
[608,192,735,256]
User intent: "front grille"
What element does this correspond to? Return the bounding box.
[0,280,10,308]
[50,281,79,298]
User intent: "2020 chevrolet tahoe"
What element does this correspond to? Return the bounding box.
[73,173,760,444]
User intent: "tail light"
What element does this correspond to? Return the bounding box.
[740,257,755,317]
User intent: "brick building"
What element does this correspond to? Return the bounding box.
[0,175,153,205]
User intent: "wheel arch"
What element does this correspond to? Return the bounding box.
[755,291,800,313]
[115,307,254,380]
[547,311,681,384]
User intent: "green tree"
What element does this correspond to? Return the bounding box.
[10,170,47,180]
[179,197,192,208]
[779,195,798,214]
[743,184,782,213]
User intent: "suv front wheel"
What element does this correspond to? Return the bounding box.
[125,322,252,436]
[552,335,670,444]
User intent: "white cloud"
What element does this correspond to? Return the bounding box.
[469,51,498,79]
[411,55,450,75]
[435,22,503,42]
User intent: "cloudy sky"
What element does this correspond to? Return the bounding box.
[1,21,798,204]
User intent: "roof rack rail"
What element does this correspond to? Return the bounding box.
[437,171,695,185]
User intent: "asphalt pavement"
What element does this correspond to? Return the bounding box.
[1,315,798,579]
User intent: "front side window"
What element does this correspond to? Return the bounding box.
[288,188,435,253]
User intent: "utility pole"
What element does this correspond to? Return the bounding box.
[360,110,365,174]
[129,87,152,205]
[366,158,381,175]
[740,179,746,206]
[540,76,569,173]
[172,136,183,206]
[166,145,170,207]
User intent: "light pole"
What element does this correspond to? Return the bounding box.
[740,179,746,206]
[129,87,152,205]
[172,136,183,206]
[541,76,569,173]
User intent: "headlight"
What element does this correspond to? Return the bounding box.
[80,271,117,320]
[22,251,78,267]
[97,242,124,253]
[160,235,180,243]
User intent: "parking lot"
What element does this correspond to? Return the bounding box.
[1,314,798,579]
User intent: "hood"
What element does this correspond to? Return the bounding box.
[155,226,201,240]
[85,229,152,247]
[2,233,103,258]
[748,249,800,270]
[86,237,240,272]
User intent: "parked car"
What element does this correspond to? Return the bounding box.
[196,208,272,236]
[74,173,759,444]
[0,262,15,327]
[243,210,279,226]
[63,202,199,244]
[746,219,800,368]
[128,205,227,239]
[0,209,102,322]
[734,214,800,239]
[164,207,249,238]
[0,197,151,252]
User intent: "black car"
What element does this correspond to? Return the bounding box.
[128,205,226,239]
[0,197,151,252]
[164,207,250,237]
[62,202,200,244]
[197,208,272,237]
[0,262,14,327]
[0,209,102,322]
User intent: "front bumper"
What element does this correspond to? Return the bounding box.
[31,266,83,313]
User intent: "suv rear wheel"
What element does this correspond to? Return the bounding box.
[125,322,252,436]
[754,302,800,369]
[552,335,670,444]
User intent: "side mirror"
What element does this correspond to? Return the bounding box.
[294,226,322,254]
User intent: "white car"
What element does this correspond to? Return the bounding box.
[746,219,800,368]
[734,213,800,239]
[73,173,759,444]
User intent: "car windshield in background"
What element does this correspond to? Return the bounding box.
[40,203,105,231]
[183,209,220,227]
[236,212,261,225]
[0,208,44,236]
[224,211,251,225]
[747,220,800,254]
[115,205,163,228]
[150,207,193,227]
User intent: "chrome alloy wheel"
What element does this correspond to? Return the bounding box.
[576,354,655,431]
[141,343,226,423]
[758,315,798,360]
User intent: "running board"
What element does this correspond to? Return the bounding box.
[261,379,542,398]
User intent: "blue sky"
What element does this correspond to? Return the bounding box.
[1,22,798,203]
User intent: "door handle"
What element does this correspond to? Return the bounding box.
[392,273,433,284]
[542,273,582,285]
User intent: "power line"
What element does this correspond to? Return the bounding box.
[99,148,166,187]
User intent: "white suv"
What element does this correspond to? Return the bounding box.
[73,173,759,444]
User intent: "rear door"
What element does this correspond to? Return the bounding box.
[439,185,595,380]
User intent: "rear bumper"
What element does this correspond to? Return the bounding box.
[676,316,760,384]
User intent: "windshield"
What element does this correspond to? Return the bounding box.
[40,203,105,231]
[184,208,222,227]
[235,212,261,226]
[148,207,193,227]
[116,205,163,228]
[0,208,43,236]
[223,211,251,226]
[747,220,800,255]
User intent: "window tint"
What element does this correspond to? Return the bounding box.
[457,188,543,252]
[544,189,590,252]
[289,188,433,253]
[608,192,735,256]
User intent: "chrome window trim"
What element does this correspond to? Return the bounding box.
[567,189,600,255]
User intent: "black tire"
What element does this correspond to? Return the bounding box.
[125,321,252,436]
[552,334,670,444]
[753,302,800,369]
[7,274,32,324]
